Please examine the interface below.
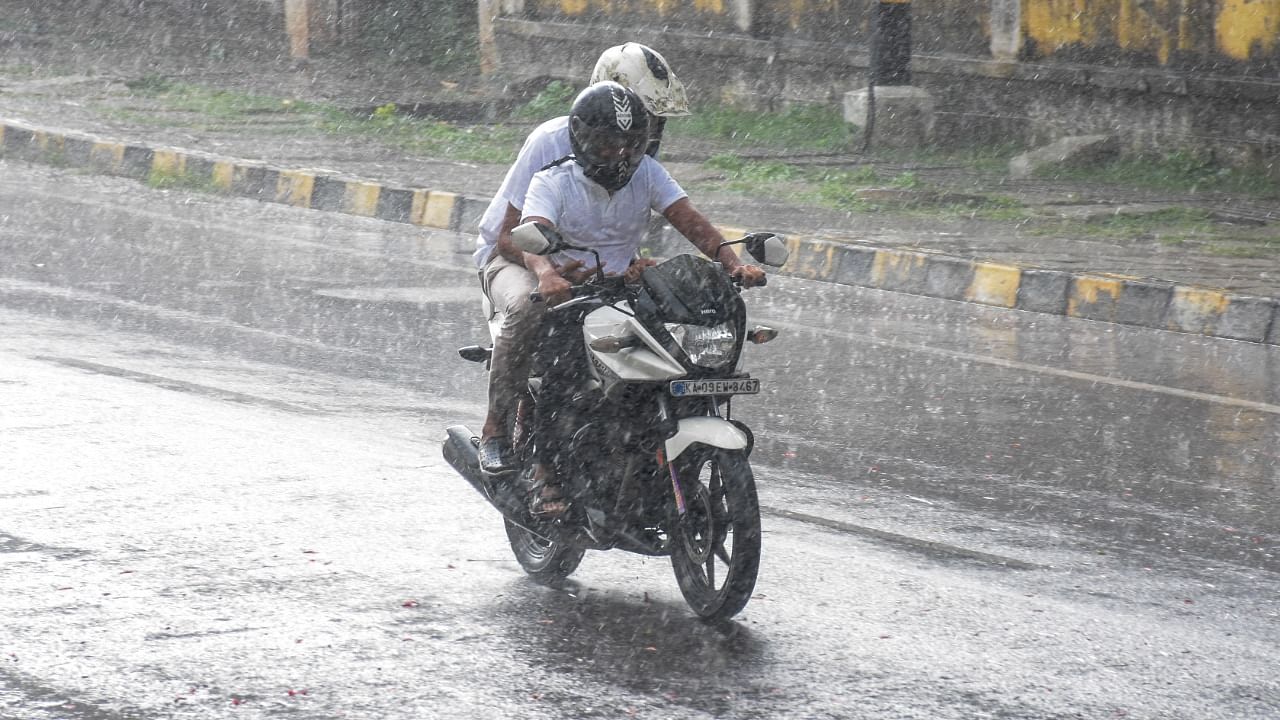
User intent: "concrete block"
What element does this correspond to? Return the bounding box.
[62,136,96,168]
[376,187,416,224]
[1068,275,1171,328]
[1010,135,1118,180]
[119,145,154,180]
[183,155,218,185]
[843,86,935,148]
[1267,303,1280,346]
[871,249,930,295]
[419,191,457,230]
[965,262,1021,308]
[0,124,34,157]
[832,244,876,287]
[454,195,488,233]
[276,170,318,208]
[1166,288,1277,343]
[787,237,841,281]
[309,175,346,212]
[1017,269,1070,314]
[227,164,278,200]
[1114,280,1174,329]
[341,181,382,217]
[923,255,974,301]
[1216,297,1278,343]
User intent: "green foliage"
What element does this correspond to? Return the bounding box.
[313,105,522,164]
[889,171,921,189]
[872,141,1027,173]
[1207,240,1280,257]
[671,103,859,152]
[517,80,578,120]
[705,154,801,182]
[147,168,219,193]
[126,81,303,118]
[1042,151,1280,197]
[125,75,175,94]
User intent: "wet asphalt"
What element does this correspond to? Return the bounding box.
[1,161,1279,719]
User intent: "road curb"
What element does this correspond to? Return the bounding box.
[3,117,1277,346]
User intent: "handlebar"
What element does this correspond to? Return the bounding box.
[530,265,767,304]
[528,276,630,306]
[732,273,768,289]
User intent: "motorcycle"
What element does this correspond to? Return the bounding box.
[443,222,788,621]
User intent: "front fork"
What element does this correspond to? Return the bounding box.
[656,395,751,518]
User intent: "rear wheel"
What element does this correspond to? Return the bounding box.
[504,518,584,584]
[669,447,761,621]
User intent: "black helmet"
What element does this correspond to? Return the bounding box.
[569,81,652,192]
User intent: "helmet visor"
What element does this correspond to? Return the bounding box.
[574,122,649,172]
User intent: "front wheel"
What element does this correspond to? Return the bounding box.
[669,447,761,621]
[504,518,584,585]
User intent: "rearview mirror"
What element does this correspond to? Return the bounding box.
[744,233,789,267]
[510,221,563,255]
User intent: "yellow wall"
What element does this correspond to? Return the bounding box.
[533,0,1279,65]
[538,0,728,16]
[1025,0,1280,63]
[1216,0,1280,59]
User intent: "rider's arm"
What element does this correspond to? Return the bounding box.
[519,214,576,306]
[493,203,527,266]
[664,198,767,286]
[492,119,572,268]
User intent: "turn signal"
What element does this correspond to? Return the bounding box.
[748,326,778,344]
[589,335,641,353]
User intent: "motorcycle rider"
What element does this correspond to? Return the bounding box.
[515,82,766,516]
[475,43,692,476]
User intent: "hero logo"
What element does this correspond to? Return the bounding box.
[612,91,633,131]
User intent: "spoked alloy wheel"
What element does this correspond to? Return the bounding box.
[504,518,584,585]
[669,447,761,621]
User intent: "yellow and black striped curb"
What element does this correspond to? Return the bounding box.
[0,118,491,236]
[4,118,1277,346]
[652,226,1280,346]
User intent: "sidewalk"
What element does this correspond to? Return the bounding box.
[1,26,1277,345]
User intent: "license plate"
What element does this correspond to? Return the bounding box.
[669,378,761,397]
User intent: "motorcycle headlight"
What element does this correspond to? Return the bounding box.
[666,321,737,369]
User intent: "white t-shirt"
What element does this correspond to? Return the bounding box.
[473,117,572,269]
[522,156,687,275]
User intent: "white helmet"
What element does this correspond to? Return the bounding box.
[589,43,690,117]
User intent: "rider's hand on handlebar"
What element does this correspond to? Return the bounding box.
[557,258,598,285]
[623,257,657,285]
[537,270,575,306]
[732,264,768,288]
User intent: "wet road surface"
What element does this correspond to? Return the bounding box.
[2,161,1278,719]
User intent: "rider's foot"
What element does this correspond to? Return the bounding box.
[528,464,569,518]
[478,436,516,475]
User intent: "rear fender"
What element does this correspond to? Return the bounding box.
[665,417,749,462]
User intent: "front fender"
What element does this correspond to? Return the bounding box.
[665,417,749,462]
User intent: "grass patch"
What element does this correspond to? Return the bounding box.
[146,168,220,193]
[868,142,1028,174]
[1039,151,1280,197]
[1206,239,1280,257]
[0,63,38,77]
[314,103,523,163]
[1024,207,1220,241]
[116,81,524,163]
[516,80,577,121]
[129,81,299,118]
[671,103,859,152]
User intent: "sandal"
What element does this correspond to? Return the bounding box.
[528,468,570,518]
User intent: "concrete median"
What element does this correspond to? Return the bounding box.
[3,116,1276,346]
